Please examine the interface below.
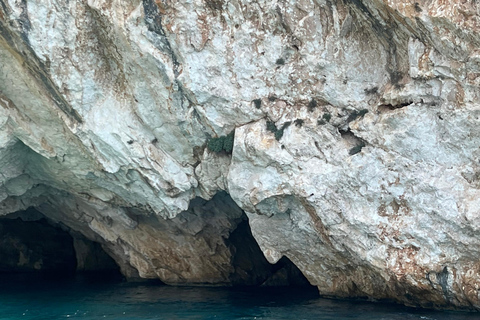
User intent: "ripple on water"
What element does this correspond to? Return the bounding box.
[0,274,478,320]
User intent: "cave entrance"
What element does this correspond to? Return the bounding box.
[0,208,120,278]
[172,191,316,288]
[224,202,314,288]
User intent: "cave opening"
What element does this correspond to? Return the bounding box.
[228,216,316,290]
[0,207,121,279]
[227,218,314,288]
[0,194,316,290]
[199,192,313,289]
[166,191,316,288]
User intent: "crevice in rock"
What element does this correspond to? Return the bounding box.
[227,219,273,286]
[0,208,121,278]
[377,101,413,112]
[339,129,367,156]
[437,266,451,302]
[227,216,314,288]
[346,109,369,123]
[142,0,181,78]
[266,119,291,141]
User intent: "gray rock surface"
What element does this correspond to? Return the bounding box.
[1,0,480,310]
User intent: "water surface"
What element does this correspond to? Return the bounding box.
[0,274,477,320]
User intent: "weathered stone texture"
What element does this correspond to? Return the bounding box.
[1,0,480,310]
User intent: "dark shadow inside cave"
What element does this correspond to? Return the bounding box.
[126,191,316,288]
[0,196,315,289]
[0,208,121,279]
[171,191,316,288]
[226,208,314,288]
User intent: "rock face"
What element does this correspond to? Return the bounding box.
[0,0,480,310]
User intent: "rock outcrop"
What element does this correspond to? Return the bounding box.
[1,0,480,310]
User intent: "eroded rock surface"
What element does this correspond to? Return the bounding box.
[1,0,480,310]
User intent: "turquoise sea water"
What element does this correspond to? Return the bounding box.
[0,274,477,320]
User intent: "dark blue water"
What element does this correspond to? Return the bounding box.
[0,274,477,320]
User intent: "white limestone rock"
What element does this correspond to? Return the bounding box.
[0,0,480,310]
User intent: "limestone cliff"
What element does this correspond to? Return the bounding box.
[1,0,480,310]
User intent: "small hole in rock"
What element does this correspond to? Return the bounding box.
[253,99,262,109]
[364,87,378,95]
[307,99,317,112]
[294,119,304,127]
